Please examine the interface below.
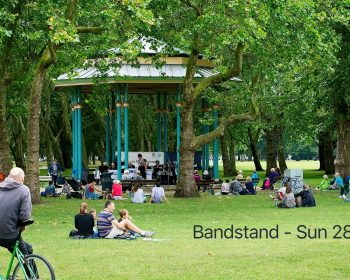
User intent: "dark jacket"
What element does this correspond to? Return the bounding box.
[0,178,32,239]
[295,189,316,207]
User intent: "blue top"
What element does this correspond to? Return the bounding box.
[251,172,259,180]
[336,176,344,187]
[45,184,56,196]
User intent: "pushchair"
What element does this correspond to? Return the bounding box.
[62,177,84,199]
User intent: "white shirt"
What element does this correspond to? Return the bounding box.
[132,189,145,204]
[221,183,230,193]
[151,186,165,203]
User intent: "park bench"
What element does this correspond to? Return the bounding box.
[39,176,52,188]
[196,179,223,192]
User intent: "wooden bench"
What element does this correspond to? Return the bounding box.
[196,179,223,192]
[121,179,157,192]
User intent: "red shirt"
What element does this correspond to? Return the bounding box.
[112,183,123,197]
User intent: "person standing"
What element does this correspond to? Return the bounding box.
[0,167,33,256]
[48,159,62,187]
[137,154,147,179]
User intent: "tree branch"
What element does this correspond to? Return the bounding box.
[76,26,104,34]
[193,42,244,100]
[65,0,79,21]
[194,95,260,150]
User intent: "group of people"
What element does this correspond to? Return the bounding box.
[271,182,316,208]
[73,201,155,239]
[316,172,350,201]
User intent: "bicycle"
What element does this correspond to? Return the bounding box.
[274,175,309,193]
[0,219,55,280]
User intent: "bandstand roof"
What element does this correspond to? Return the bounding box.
[54,39,242,94]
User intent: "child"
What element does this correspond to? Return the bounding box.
[221,179,230,195]
[118,209,133,222]
[316,175,329,191]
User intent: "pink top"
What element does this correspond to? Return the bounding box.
[112,183,123,197]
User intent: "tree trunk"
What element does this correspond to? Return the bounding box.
[248,127,264,171]
[0,79,13,175]
[334,120,350,178]
[265,129,277,176]
[318,133,325,170]
[26,65,48,203]
[324,132,335,175]
[174,103,198,197]
[228,135,237,177]
[60,94,72,168]
[10,116,26,169]
[220,133,232,177]
[275,126,287,174]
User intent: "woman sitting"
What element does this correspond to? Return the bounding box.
[131,183,145,203]
[280,185,296,208]
[112,180,126,200]
[74,202,94,238]
[245,177,256,195]
[85,180,103,200]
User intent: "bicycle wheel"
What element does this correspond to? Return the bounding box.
[12,254,55,280]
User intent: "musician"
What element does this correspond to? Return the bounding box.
[152,160,163,180]
[137,154,147,179]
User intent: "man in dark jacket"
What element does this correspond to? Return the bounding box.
[295,184,316,207]
[0,167,33,255]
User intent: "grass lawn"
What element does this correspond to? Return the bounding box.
[1,191,349,279]
[2,161,343,280]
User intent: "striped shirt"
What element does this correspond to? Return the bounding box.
[97,210,115,238]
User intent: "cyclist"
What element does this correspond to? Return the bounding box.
[0,167,33,257]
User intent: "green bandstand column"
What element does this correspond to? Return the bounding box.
[163,94,168,163]
[111,91,116,164]
[213,104,219,179]
[116,88,122,180]
[72,87,83,180]
[204,100,210,171]
[71,95,76,178]
[176,85,181,175]
[156,93,161,152]
[105,97,110,165]
[124,85,129,168]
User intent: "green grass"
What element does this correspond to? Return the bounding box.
[2,161,344,280]
[1,194,349,279]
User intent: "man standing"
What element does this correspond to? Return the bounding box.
[97,201,155,238]
[0,167,33,255]
[48,159,62,187]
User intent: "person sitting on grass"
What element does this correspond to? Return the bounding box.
[221,179,230,195]
[97,201,155,238]
[315,175,330,191]
[89,208,99,238]
[280,185,296,208]
[236,170,244,180]
[150,181,168,203]
[329,172,342,191]
[269,182,288,202]
[131,183,145,203]
[251,169,259,187]
[260,177,271,190]
[74,202,94,238]
[294,184,316,207]
[112,180,126,200]
[44,180,57,197]
[85,180,103,200]
[230,177,249,195]
[245,176,256,195]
